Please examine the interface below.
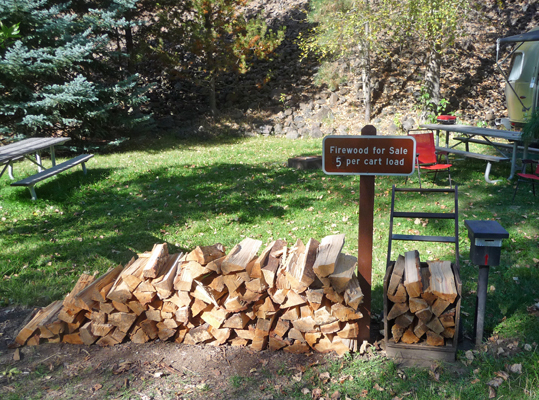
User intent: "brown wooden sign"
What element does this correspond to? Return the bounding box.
[323,136,416,175]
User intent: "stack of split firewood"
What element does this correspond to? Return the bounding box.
[386,250,458,346]
[14,234,364,356]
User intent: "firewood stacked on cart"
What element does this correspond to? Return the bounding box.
[386,250,458,346]
[13,234,365,356]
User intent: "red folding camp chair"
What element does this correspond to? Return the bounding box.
[512,159,539,201]
[407,131,452,188]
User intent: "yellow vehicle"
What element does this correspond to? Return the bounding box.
[497,27,539,128]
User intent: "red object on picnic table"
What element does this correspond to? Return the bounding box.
[436,115,456,125]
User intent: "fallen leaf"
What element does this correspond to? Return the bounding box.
[319,372,330,383]
[508,363,522,374]
[292,372,302,382]
[13,348,20,361]
[429,370,440,382]
[487,377,504,388]
[302,388,311,395]
[495,371,509,380]
[331,390,341,399]
[312,387,323,399]
[489,386,496,398]
[93,383,102,392]
[465,350,474,361]
[374,383,384,391]
[471,378,480,384]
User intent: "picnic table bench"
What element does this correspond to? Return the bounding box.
[0,137,93,200]
[434,146,509,183]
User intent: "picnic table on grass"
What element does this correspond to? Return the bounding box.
[0,137,93,200]
[419,124,539,183]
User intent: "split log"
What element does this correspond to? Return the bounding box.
[142,243,169,279]
[306,289,324,311]
[415,307,433,323]
[221,238,262,275]
[281,307,300,321]
[441,327,456,339]
[426,330,445,346]
[439,308,456,328]
[344,274,363,309]
[258,240,286,286]
[409,297,429,314]
[208,326,231,345]
[15,303,60,346]
[79,322,98,345]
[63,332,84,345]
[313,234,345,278]
[387,302,409,320]
[285,238,319,292]
[320,321,340,334]
[427,261,457,303]
[426,317,445,334]
[291,316,317,333]
[91,323,114,337]
[269,335,290,351]
[305,332,322,347]
[192,280,219,307]
[284,340,310,354]
[187,244,226,265]
[174,261,210,292]
[206,256,225,274]
[153,253,183,299]
[431,298,451,317]
[108,312,137,332]
[37,301,65,339]
[337,322,358,339]
[387,283,407,304]
[331,303,362,322]
[75,265,124,310]
[387,255,405,296]
[392,325,405,343]
[401,327,420,344]
[223,313,251,329]
[330,253,357,293]
[61,273,97,315]
[201,307,228,329]
[394,312,414,329]
[403,250,422,298]
[314,305,337,326]
[271,319,290,338]
[281,291,306,308]
[413,319,429,339]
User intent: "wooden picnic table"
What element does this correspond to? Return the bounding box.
[419,124,526,181]
[0,137,93,200]
[0,137,71,179]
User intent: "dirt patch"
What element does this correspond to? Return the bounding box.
[0,306,339,399]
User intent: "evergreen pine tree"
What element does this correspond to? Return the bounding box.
[0,0,150,139]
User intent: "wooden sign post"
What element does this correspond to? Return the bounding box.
[322,126,416,343]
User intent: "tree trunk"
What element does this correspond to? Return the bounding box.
[361,21,371,123]
[422,49,442,122]
[125,24,135,74]
[209,76,217,116]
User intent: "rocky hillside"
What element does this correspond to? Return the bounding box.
[145,0,539,138]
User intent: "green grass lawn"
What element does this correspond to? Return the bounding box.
[1,133,538,399]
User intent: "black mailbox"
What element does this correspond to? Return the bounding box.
[464,220,509,266]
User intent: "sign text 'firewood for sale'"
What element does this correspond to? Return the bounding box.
[323,136,416,175]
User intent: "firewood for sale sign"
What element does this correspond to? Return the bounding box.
[323,136,416,176]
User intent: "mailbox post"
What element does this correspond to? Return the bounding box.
[464,220,509,347]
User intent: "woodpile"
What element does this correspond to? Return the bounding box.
[386,250,459,347]
[14,235,364,356]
